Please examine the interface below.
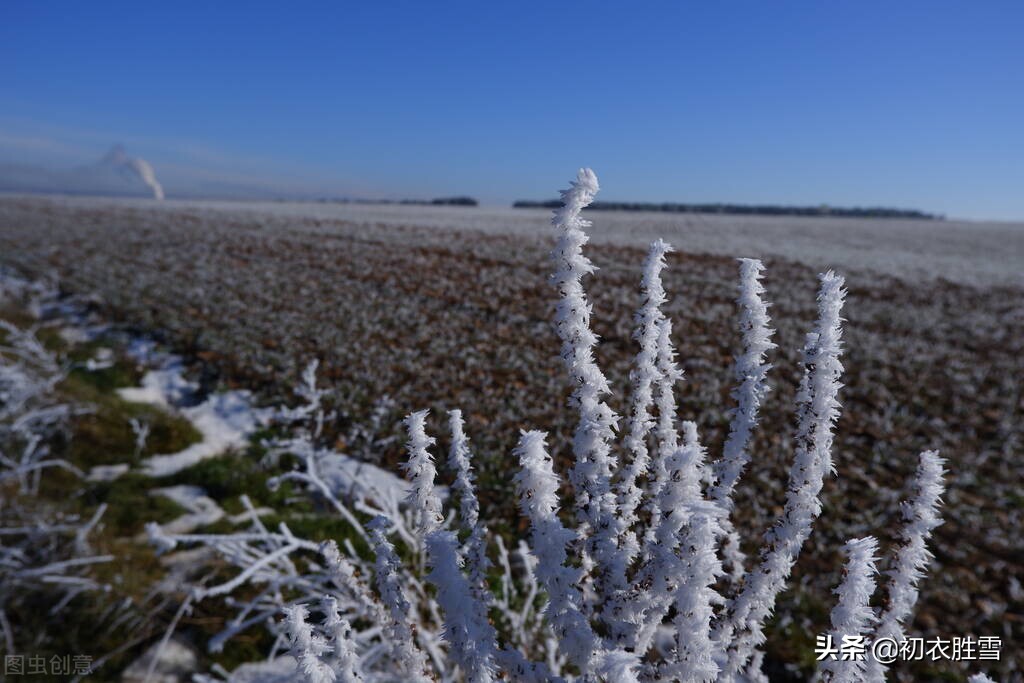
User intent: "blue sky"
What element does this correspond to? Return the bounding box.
[1,1,1022,218]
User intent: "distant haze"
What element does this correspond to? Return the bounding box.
[0,145,164,200]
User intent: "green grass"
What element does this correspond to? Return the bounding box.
[59,363,202,469]
[162,450,288,507]
[82,473,188,534]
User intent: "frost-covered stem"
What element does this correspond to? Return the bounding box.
[549,168,624,601]
[721,271,846,677]
[709,258,775,505]
[129,417,150,458]
[863,450,946,681]
[402,410,444,543]
[594,652,642,683]
[197,542,305,599]
[320,540,386,625]
[447,410,492,601]
[630,424,708,654]
[819,537,879,683]
[642,317,685,551]
[283,604,337,683]
[653,316,684,478]
[463,523,493,602]
[490,539,559,683]
[367,517,433,682]
[425,529,499,683]
[513,430,598,674]
[267,447,369,542]
[493,649,557,683]
[144,592,195,683]
[708,258,775,582]
[668,503,725,683]
[448,409,480,531]
[616,240,672,568]
[321,596,365,683]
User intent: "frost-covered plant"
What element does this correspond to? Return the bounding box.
[707,258,775,585]
[284,171,951,683]
[284,604,340,683]
[447,409,490,603]
[0,308,111,652]
[513,430,601,673]
[145,367,449,674]
[367,516,433,682]
[819,537,879,683]
[549,168,626,607]
[0,319,81,490]
[424,529,500,682]
[717,270,847,678]
[862,450,946,680]
[403,410,445,541]
[153,169,970,682]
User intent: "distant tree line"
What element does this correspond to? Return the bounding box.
[407,196,478,206]
[512,199,940,219]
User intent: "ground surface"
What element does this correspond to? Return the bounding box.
[6,194,1023,288]
[1,195,1021,680]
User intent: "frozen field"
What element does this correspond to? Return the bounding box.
[0,194,1022,678]
[7,193,1022,288]
[232,200,1024,289]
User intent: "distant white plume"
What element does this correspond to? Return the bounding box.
[101,145,164,200]
[0,143,166,200]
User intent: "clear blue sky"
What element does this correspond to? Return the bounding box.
[1,1,1022,218]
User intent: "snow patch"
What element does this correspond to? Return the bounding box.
[141,391,269,476]
[121,636,198,683]
[87,463,130,482]
[117,341,272,476]
[225,657,298,683]
[149,485,226,534]
[117,360,197,407]
[318,451,424,509]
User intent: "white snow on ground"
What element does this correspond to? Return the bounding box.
[87,463,130,482]
[147,485,274,539]
[223,656,297,683]
[149,485,226,534]
[125,338,160,364]
[83,347,115,371]
[115,340,273,476]
[121,637,199,683]
[140,390,268,476]
[318,450,433,509]
[116,361,197,407]
[58,325,95,345]
[151,484,212,510]
[117,342,420,502]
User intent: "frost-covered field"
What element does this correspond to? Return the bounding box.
[7,193,1021,288]
[206,200,1024,288]
[0,191,1021,680]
